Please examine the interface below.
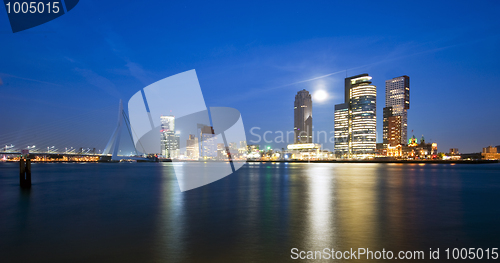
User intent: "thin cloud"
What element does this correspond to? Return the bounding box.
[74,68,122,98]
[105,33,158,85]
[125,61,155,85]
[0,73,63,87]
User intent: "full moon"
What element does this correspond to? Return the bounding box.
[313,90,328,102]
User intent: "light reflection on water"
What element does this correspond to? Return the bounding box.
[0,162,499,262]
[304,164,336,249]
[335,164,379,252]
[156,162,185,261]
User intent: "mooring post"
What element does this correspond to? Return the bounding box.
[26,158,31,187]
[20,158,31,188]
[19,158,25,186]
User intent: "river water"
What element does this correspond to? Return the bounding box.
[1,162,499,262]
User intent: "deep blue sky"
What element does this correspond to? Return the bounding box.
[1,0,499,153]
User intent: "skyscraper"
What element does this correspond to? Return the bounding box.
[383,76,410,147]
[334,74,377,159]
[160,115,180,158]
[294,89,313,143]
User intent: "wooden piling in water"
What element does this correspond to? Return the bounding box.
[20,158,31,188]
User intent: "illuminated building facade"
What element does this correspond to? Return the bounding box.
[403,135,437,159]
[227,142,238,159]
[239,141,247,150]
[246,145,260,159]
[217,143,227,160]
[286,143,328,160]
[160,115,180,158]
[247,144,259,153]
[383,107,402,147]
[294,89,313,143]
[238,141,248,156]
[383,76,410,147]
[444,148,461,160]
[334,74,377,158]
[482,146,500,160]
[334,103,349,157]
[186,134,199,159]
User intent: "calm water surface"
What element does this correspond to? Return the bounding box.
[1,162,499,262]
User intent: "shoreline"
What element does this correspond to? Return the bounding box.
[1,159,498,164]
[247,159,499,164]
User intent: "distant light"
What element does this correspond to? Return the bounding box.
[313,90,329,102]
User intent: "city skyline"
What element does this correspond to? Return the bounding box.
[1,1,500,153]
[0,69,497,156]
[1,2,500,262]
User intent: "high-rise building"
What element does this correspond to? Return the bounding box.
[383,107,402,147]
[294,89,313,143]
[186,134,199,159]
[200,125,217,158]
[228,142,238,153]
[160,115,180,158]
[334,74,377,159]
[334,103,349,156]
[383,76,410,147]
[217,143,225,151]
[239,140,247,150]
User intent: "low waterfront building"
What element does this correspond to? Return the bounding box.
[387,144,403,157]
[402,135,437,159]
[460,152,482,160]
[482,146,500,160]
[442,148,461,160]
[217,143,232,160]
[441,148,461,160]
[286,143,329,160]
[247,144,260,153]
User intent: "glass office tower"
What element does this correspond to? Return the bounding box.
[334,74,377,159]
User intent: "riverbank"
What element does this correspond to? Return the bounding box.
[247,159,499,164]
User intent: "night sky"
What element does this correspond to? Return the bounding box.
[1,0,499,153]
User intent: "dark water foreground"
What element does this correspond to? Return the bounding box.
[0,162,499,262]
